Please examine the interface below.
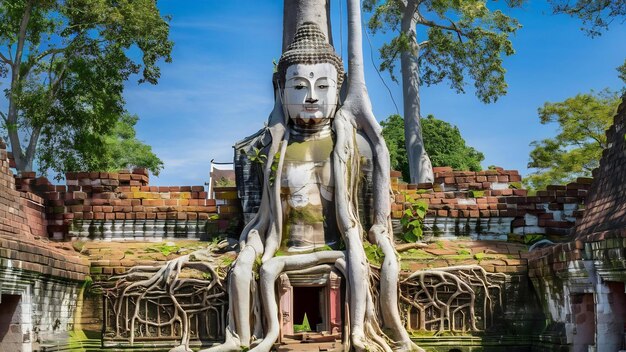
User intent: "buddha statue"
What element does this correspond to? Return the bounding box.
[203,21,421,352]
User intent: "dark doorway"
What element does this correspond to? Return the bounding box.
[0,295,22,352]
[293,286,324,332]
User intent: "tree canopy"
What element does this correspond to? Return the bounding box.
[364,0,521,103]
[38,113,163,177]
[382,114,484,181]
[549,0,626,37]
[0,0,172,176]
[525,89,620,190]
[363,0,520,184]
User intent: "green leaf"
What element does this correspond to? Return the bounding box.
[409,219,422,227]
[415,207,427,219]
[403,231,419,243]
[412,227,422,239]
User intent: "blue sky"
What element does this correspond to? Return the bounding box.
[124,1,626,186]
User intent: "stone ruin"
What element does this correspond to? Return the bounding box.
[0,1,625,352]
[0,96,623,351]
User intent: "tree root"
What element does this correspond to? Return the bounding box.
[400,265,507,333]
[105,244,227,352]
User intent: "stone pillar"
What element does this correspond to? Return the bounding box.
[278,274,293,339]
[328,271,342,334]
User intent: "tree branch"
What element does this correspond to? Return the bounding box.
[417,18,467,38]
[14,0,33,71]
[0,51,11,65]
[446,17,465,41]
[7,45,14,62]
[34,46,68,63]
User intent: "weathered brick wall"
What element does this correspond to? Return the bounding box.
[0,141,88,281]
[574,98,626,238]
[14,171,241,240]
[526,97,626,352]
[391,167,588,241]
[0,141,91,350]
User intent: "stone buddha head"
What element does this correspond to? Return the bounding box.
[277,22,344,126]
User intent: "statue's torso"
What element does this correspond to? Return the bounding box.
[280,126,340,253]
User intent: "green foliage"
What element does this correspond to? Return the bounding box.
[288,205,324,224]
[381,114,410,180]
[422,115,485,171]
[364,0,521,103]
[509,233,545,245]
[363,242,385,266]
[525,89,620,190]
[247,147,267,165]
[146,243,180,257]
[72,240,85,253]
[215,176,236,187]
[549,0,626,37]
[382,114,484,181]
[468,190,484,198]
[293,313,311,333]
[269,151,281,185]
[44,113,163,176]
[0,0,172,175]
[399,192,428,242]
[508,182,522,189]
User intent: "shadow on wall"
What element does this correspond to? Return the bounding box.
[0,295,21,350]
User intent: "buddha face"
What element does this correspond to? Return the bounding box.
[283,63,339,124]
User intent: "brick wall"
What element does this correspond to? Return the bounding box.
[0,140,88,281]
[12,165,585,242]
[391,167,588,241]
[574,98,626,238]
[14,170,241,240]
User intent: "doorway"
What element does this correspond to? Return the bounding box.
[0,294,22,352]
[292,286,325,332]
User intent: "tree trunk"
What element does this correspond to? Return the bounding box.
[282,0,332,50]
[7,0,34,174]
[400,5,433,184]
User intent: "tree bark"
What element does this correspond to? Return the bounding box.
[282,0,332,50]
[400,2,433,184]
